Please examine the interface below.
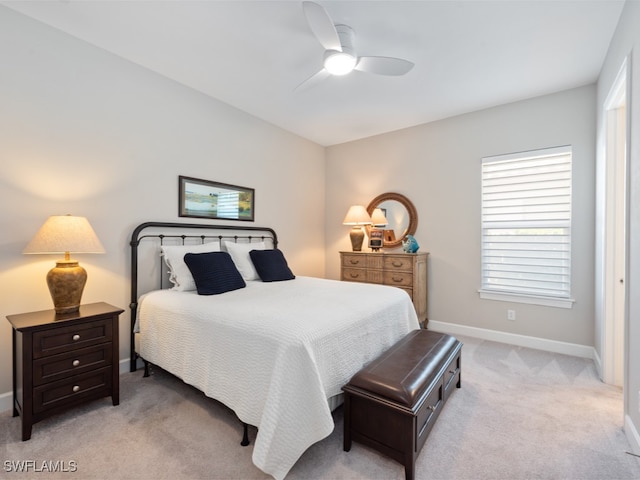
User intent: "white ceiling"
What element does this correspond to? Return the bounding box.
[2,0,625,146]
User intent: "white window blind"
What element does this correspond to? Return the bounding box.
[480,146,573,307]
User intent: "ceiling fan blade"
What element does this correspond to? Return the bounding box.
[294,68,331,92]
[302,1,342,51]
[355,56,415,76]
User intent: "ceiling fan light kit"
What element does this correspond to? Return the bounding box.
[298,1,414,91]
[324,50,356,75]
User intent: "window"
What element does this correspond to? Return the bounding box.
[479,146,574,308]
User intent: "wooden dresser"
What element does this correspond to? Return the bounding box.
[7,302,123,441]
[340,251,428,326]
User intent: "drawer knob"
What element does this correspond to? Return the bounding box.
[449,370,455,374]
[72,334,81,341]
[427,405,436,412]
[72,385,80,393]
[72,360,80,367]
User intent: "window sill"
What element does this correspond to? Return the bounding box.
[478,289,574,309]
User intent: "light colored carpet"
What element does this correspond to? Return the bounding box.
[2,335,639,479]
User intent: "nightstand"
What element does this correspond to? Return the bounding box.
[7,302,124,441]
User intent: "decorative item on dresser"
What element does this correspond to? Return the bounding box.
[365,192,418,250]
[340,251,428,327]
[7,302,124,441]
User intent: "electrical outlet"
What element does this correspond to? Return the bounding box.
[507,309,516,321]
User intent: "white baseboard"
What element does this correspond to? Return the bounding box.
[0,390,12,415]
[625,414,640,455]
[428,319,596,359]
[0,358,139,414]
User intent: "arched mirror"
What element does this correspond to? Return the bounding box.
[366,192,418,249]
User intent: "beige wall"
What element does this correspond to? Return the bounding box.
[325,85,596,346]
[0,7,326,400]
[596,0,640,454]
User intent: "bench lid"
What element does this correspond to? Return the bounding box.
[346,330,461,407]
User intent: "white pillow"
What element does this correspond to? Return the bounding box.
[161,241,221,291]
[224,241,266,281]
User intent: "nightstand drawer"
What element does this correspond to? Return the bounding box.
[383,256,413,272]
[33,343,113,386]
[383,271,413,287]
[33,367,113,414]
[33,319,112,358]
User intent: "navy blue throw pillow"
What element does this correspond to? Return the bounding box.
[249,249,295,282]
[184,251,246,295]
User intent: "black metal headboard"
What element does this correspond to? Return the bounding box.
[129,221,278,372]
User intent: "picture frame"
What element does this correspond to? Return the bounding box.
[179,176,255,221]
[369,229,384,251]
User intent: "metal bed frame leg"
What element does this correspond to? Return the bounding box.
[143,359,151,378]
[241,422,250,446]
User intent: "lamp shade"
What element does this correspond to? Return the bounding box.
[370,208,388,227]
[24,215,105,255]
[342,205,372,226]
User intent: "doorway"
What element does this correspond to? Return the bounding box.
[602,59,628,388]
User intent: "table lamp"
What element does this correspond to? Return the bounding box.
[343,205,372,252]
[370,208,388,227]
[23,215,105,314]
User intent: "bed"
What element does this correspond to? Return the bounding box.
[129,222,420,479]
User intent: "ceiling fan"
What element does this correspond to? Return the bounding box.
[296,1,415,91]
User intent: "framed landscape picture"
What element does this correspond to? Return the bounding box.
[179,176,255,221]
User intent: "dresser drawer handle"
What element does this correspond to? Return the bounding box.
[349,259,360,265]
[72,385,80,393]
[349,273,360,279]
[392,276,403,283]
[72,334,80,341]
[392,261,403,267]
[427,405,436,412]
[72,360,80,367]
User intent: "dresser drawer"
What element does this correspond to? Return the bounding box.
[342,254,368,269]
[33,319,112,359]
[342,268,367,282]
[383,256,413,272]
[33,343,113,387]
[396,286,413,299]
[33,367,113,414]
[383,271,414,288]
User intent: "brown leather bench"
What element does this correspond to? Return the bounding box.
[343,329,462,480]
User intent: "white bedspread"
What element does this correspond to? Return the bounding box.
[137,276,419,479]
